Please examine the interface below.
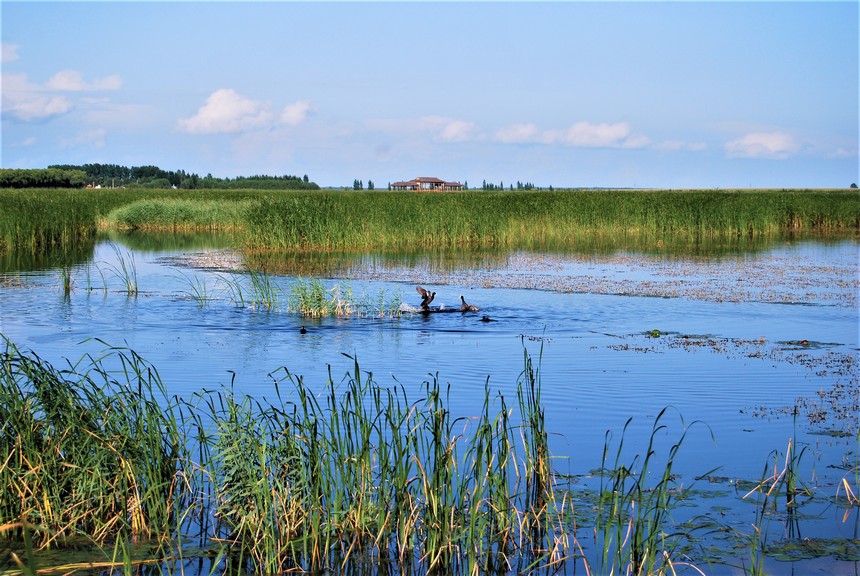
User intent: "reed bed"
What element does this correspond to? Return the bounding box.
[0,336,572,573]
[3,188,857,258]
[1,336,845,575]
[242,189,860,251]
[105,198,253,232]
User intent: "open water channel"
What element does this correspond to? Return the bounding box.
[1,234,857,574]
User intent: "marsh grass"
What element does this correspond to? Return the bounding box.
[105,198,252,232]
[3,188,857,259]
[243,189,860,251]
[102,243,139,296]
[0,337,186,554]
[177,270,214,307]
[739,433,814,575]
[591,408,717,576]
[0,336,574,574]
[3,336,848,575]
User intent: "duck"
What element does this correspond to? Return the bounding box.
[460,295,480,312]
[416,285,436,309]
[299,326,307,334]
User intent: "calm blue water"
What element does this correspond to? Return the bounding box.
[1,239,858,573]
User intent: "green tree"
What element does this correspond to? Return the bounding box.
[368,179,374,190]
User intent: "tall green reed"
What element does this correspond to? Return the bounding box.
[0,337,187,550]
[592,408,716,576]
[103,243,139,296]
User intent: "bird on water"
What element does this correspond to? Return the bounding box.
[416,286,436,310]
[460,295,480,312]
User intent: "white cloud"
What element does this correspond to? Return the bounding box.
[493,120,649,149]
[436,119,476,142]
[2,68,122,121]
[562,121,649,149]
[177,89,274,134]
[280,100,313,126]
[46,70,122,91]
[1,43,20,63]
[495,123,541,144]
[724,131,799,159]
[367,115,476,143]
[2,73,73,120]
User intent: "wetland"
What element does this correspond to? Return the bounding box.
[0,188,858,575]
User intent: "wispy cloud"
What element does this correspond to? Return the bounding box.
[367,115,477,143]
[494,121,650,149]
[724,131,799,159]
[2,67,123,121]
[46,70,122,91]
[1,73,72,121]
[60,128,106,149]
[1,43,20,63]
[656,140,707,152]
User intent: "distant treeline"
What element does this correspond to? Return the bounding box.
[0,164,319,190]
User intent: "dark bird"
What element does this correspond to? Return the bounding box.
[480,315,494,322]
[299,326,307,334]
[416,285,436,309]
[460,295,480,312]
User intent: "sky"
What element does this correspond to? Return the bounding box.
[1,1,858,189]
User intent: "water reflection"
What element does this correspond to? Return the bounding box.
[3,229,855,277]
[243,231,857,276]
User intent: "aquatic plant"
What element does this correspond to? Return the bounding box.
[3,188,858,260]
[592,408,716,576]
[2,335,852,574]
[246,268,280,310]
[216,272,246,307]
[103,243,139,296]
[177,270,214,307]
[0,337,187,551]
[242,189,860,251]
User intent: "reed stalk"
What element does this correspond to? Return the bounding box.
[103,243,139,296]
[592,408,715,576]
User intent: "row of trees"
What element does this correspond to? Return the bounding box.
[481,179,543,191]
[0,168,88,188]
[0,164,320,190]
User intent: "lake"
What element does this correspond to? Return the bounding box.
[1,234,857,574]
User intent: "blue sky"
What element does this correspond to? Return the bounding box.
[2,1,857,188]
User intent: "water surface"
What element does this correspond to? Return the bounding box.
[1,237,857,573]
